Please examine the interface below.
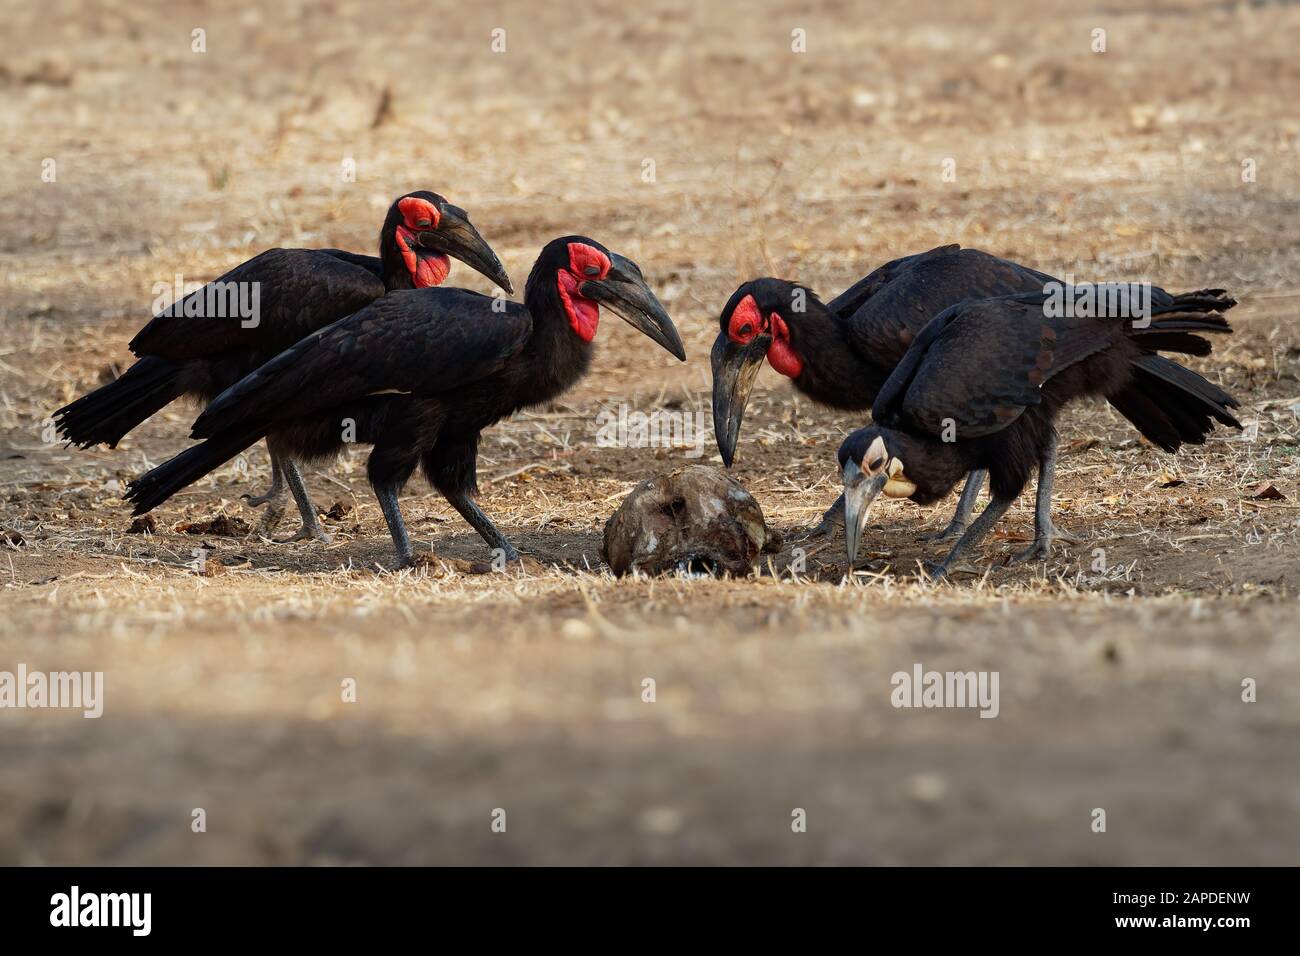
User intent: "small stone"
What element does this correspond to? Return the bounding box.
[126,515,156,535]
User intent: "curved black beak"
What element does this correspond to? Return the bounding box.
[580,254,686,361]
[710,331,770,467]
[418,204,513,294]
[843,459,887,568]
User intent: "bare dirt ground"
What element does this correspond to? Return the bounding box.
[1,0,1298,864]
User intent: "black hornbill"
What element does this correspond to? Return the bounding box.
[712,245,1077,539]
[838,286,1240,578]
[53,191,511,542]
[124,237,686,568]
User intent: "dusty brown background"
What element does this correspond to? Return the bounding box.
[1,0,1298,864]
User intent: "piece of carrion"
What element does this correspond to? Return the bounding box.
[602,465,781,577]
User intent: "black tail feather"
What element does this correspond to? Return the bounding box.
[52,356,185,448]
[1129,333,1213,357]
[1107,289,1240,451]
[1110,354,1241,453]
[1132,353,1240,420]
[1108,382,1184,453]
[1166,289,1236,312]
[124,425,264,515]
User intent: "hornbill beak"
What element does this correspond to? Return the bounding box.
[580,254,686,361]
[843,459,888,568]
[710,331,770,467]
[418,204,514,294]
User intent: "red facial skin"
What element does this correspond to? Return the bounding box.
[556,242,611,342]
[394,196,448,288]
[727,294,804,377]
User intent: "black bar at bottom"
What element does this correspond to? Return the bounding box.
[0,866,1280,941]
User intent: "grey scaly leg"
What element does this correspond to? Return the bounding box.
[924,496,1014,580]
[806,493,845,538]
[274,459,332,544]
[375,482,414,569]
[242,444,286,507]
[445,490,519,562]
[920,469,987,542]
[1011,432,1058,564]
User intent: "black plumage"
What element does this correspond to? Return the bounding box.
[53,191,511,541]
[712,245,1239,542]
[125,236,686,568]
[837,286,1240,577]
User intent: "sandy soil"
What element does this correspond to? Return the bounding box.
[1,0,1298,864]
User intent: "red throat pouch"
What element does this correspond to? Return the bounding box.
[557,270,599,342]
[414,253,450,288]
[396,227,449,289]
[767,312,803,378]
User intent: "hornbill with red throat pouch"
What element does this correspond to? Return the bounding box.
[124,237,685,568]
[54,191,511,542]
[711,245,1234,540]
[838,285,1240,578]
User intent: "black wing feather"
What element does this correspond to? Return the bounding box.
[129,248,385,361]
[192,288,530,438]
[839,246,1058,368]
[875,294,1121,439]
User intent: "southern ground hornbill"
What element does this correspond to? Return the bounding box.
[54,191,511,542]
[711,244,1230,540]
[125,237,686,568]
[838,286,1240,578]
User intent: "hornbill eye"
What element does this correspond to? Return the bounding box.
[415,218,433,228]
[738,323,753,338]
[583,265,601,277]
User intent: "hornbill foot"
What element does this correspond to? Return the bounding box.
[921,558,982,580]
[804,512,843,539]
[256,503,287,535]
[241,488,285,508]
[273,524,332,545]
[1010,536,1052,565]
[378,547,418,572]
[1009,529,1073,564]
[921,559,950,581]
[919,520,966,543]
[486,543,522,566]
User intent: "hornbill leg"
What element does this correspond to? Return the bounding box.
[273,459,332,544]
[375,482,415,569]
[920,469,987,542]
[924,496,1014,580]
[806,493,845,538]
[1011,432,1059,564]
[445,490,519,562]
[242,444,286,507]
